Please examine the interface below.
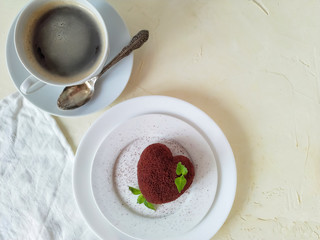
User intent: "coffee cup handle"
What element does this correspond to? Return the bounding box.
[20,75,46,94]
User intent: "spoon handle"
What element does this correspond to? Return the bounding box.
[99,30,149,77]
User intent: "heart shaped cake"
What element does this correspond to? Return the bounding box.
[137,143,195,204]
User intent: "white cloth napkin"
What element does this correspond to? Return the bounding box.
[0,93,98,240]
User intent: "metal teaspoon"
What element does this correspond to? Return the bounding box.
[57,30,149,110]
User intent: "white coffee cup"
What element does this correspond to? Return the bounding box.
[14,0,109,94]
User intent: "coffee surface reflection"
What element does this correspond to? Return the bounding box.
[21,2,105,84]
[32,6,102,77]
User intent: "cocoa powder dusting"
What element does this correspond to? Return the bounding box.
[137,143,195,204]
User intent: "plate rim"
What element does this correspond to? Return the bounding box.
[73,95,237,240]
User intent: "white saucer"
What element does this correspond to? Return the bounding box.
[6,0,133,117]
[73,96,237,240]
[91,114,218,240]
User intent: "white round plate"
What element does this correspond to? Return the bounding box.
[6,0,133,117]
[91,114,218,239]
[73,96,237,240]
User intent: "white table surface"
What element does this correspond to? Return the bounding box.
[1,0,320,239]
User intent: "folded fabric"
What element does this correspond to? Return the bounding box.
[0,92,98,240]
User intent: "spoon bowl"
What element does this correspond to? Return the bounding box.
[57,30,149,110]
[57,77,97,109]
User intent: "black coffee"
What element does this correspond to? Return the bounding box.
[32,6,102,77]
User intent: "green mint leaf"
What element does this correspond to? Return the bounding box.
[176,162,188,176]
[129,187,155,211]
[137,194,145,204]
[176,162,183,175]
[175,175,187,193]
[181,166,188,176]
[144,200,156,211]
[129,186,141,195]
